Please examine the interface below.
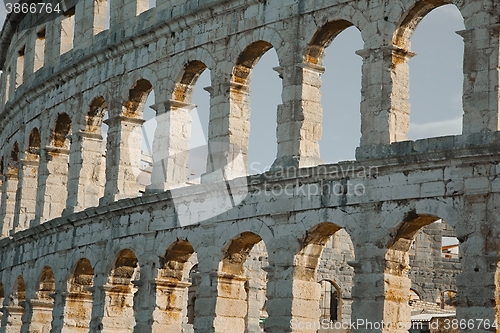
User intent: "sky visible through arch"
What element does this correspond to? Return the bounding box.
[0,4,466,175]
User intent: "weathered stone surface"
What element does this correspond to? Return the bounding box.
[0,0,499,332]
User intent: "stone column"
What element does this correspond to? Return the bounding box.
[193,269,248,333]
[24,299,53,333]
[355,45,415,148]
[12,158,38,232]
[147,100,194,192]
[264,264,321,333]
[349,247,411,333]
[272,62,324,170]
[3,304,24,333]
[73,0,96,49]
[33,147,70,225]
[0,169,18,237]
[100,285,136,333]
[459,24,500,134]
[202,79,249,182]
[133,278,191,333]
[48,290,65,333]
[66,131,105,214]
[101,115,144,204]
[455,195,497,332]
[61,292,94,333]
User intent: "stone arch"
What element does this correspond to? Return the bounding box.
[86,96,107,133]
[385,211,460,329]
[436,289,457,309]
[394,0,466,49]
[101,248,140,332]
[305,20,357,65]
[318,279,341,323]
[296,222,343,281]
[172,60,207,103]
[410,287,423,301]
[62,258,94,332]
[5,275,26,331]
[141,240,197,332]
[28,266,55,333]
[214,231,268,333]
[8,142,19,173]
[14,127,41,229]
[51,113,72,148]
[0,142,19,236]
[232,40,273,85]
[27,128,41,159]
[122,78,153,118]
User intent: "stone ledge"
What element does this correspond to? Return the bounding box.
[355,132,500,162]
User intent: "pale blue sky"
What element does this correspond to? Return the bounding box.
[0,4,466,175]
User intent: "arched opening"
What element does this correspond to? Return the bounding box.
[436,290,457,310]
[264,223,354,331]
[295,224,354,326]
[319,280,340,323]
[174,60,207,185]
[189,68,210,183]
[6,276,26,330]
[232,41,278,175]
[27,128,41,160]
[153,240,196,332]
[105,79,154,200]
[394,3,465,141]
[307,21,363,163]
[316,228,355,324]
[102,249,139,331]
[0,143,19,236]
[29,267,55,332]
[247,48,280,174]
[37,113,71,221]
[85,96,108,201]
[15,128,41,230]
[388,215,460,324]
[186,264,199,325]
[149,61,209,190]
[138,90,155,194]
[213,232,268,332]
[63,258,94,332]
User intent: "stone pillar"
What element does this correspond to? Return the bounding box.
[24,299,53,333]
[356,45,415,148]
[147,100,194,192]
[272,62,324,170]
[133,278,191,333]
[3,304,24,333]
[33,147,70,225]
[193,269,248,333]
[73,0,96,49]
[100,285,136,332]
[350,247,411,333]
[12,158,38,232]
[455,195,497,332]
[203,79,249,182]
[61,292,94,333]
[101,116,144,204]
[264,265,321,333]
[66,131,105,214]
[48,290,65,333]
[459,24,500,134]
[0,169,18,237]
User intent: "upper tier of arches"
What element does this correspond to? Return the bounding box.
[0,0,499,234]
